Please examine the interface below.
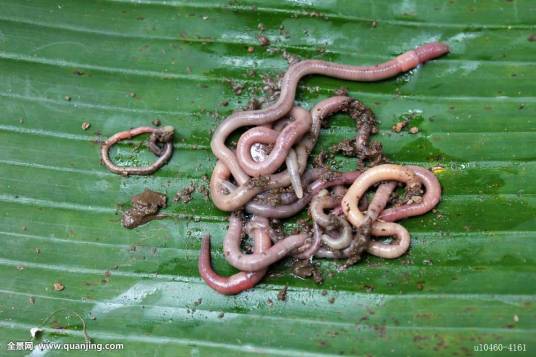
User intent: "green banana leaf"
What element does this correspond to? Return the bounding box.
[0,0,535,355]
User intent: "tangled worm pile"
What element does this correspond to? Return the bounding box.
[201,42,448,295]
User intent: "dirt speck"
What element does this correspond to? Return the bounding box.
[416,281,425,291]
[152,119,161,126]
[328,296,335,304]
[409,126,419,134]
[528,34,536,42]
[81,121,91,131]
[174,184,195,203]
[64,96,71,101]
[29,296,36,304]
[277,285,288,301]
[364,284,374,293]
[53,282,65,291]
[392,119,408,133]
[257,35,270,46]
[247,46,255,53]
[226,80,245,95]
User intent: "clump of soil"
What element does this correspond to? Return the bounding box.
[293,259,323,284]
[174,184,195,204]
[392,119,409,133]
[277,285,288,301]
[122,189,167,229]
[174,177,210,203]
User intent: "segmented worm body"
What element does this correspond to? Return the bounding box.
[245,171,362,218]
[211,43,450,185]
[236,107,312,177]
[379,166,441,222]
[201,42,448,294]
[342,164,420,258]
[101,126,174,175]
[223,215,309,272]
[198,228,270,295]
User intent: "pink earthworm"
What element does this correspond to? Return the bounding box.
[100,126,174,175]
[198,225,271,295]
[245,170,362,218]
[237,107,312,177]
[367,223,410,259]
[210,158,325,211]
[223,215,308,272]
[366,182,398,222]
[306,96,381,166]
[303,96,354,154]
[294,223,323,260]
[256,117,305,198]
[310,189,344,229]
[237,109,310,198]
[379,166,441,222]
[315,233,369,259]
[211,42,450,185]
[310,189,353,250]
[285,148,304,198]
[342,164,420,259]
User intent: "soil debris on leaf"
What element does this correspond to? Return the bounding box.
[277,285,288,301]
[257,35,270,46]
[122,189,167,229]
[53,282,65,291]
[174,184,195,204]
[293,259,323,284]
[392,119,409,133]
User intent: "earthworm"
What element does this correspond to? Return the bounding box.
[237,107,312,177]
[245,170,362,218]
[342,164,419,259]
[294,223,322,260]
[100,126,174,175]
[342,164,420,226]
[315,233,369,259]
[210,159,325,211]
[309,189,353,250]
[285,149,304,198]
[303,96,354,154]
[211,42,449,184]
[366,182,397,222]
[237,110,309,198]
[223,215,308,272]
[367,223,410,259]
[308,96,381,166]
[379,166,441,222]
[198,227,271,295]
